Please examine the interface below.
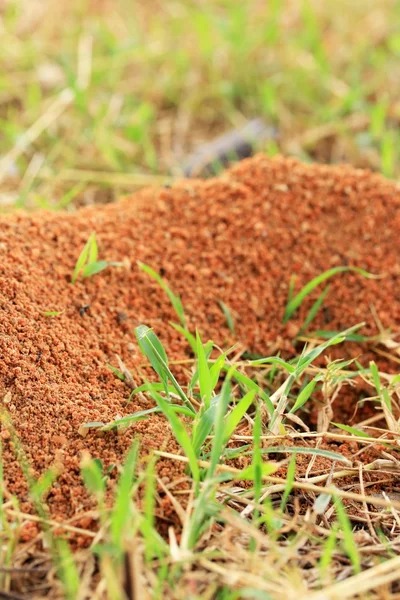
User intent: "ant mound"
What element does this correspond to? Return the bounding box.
[0,154,399,530]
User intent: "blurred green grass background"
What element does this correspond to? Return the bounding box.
[1,0,400,208]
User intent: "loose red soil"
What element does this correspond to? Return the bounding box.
[1,155,399,527]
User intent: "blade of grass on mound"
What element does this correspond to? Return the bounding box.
[71,231,122,283]
[334,494,361,574]
[222,389,256,445]
[100,405,195,432]
[53,539,80,600]
[135,325,195,413]
[218,300,235,335]
[310,330,373,342]
[188,340,213,396]
[170,322,197,353]
[258,446,352,465]
[182,376,237,551]
[151,389,200,486]
[331,423,370,438]
[280,453,296,513]
[191,396,220,458]
[139,262,186,328]
[221,366,273,415]
[297,284,331,335]
[206,378,233,480]
[269,324,364,433]
[196,330,213,409]
[289,376,320,413]
[71,231,94,284]
[110,440,139,551]
[251,407,263,534]
[283,266,378,323]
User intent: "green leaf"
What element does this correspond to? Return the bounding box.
[218,300,235,334]
[139,262,186,327]
[88,232,98,264]
[235,462,277,480]
[71,232,93,284]
[331,422,370,438]
[298,284,331,335]
[207,380,232,479]
[223,390,255,444]
[280,453,296,512]
[54,538,80,600]
[290,377,318,413]
[226,368,274,416]
[81,455,105,499]
[106,364,125,381]
[110,440,139,548]
[283,266,378,323]
[151,390,200,485]
[334,495,361,573]
[370,361,381,394]
[82,260,109,278]
[249,356,296,373]
[30,468,58,501]
[191,399,219,457]
[209,352,228,390]
[135,325,195,412]
[170,322,197,353]
[101,405,195,431]
[196,330,213,409]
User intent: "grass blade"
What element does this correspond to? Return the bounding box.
[151,390,200,485]
[196,330,213,409]
[139,262,186,327]
[71,232,93,283]
[283,266,377,323]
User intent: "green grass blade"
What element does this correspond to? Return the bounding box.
[151,390,200,484]
[139,262,186,327]
[331,422,370,438]
[225,368,274,416]
[135,325,171,397]
[71,232,93,284]
[280,453,296,512]
[218,300,235,334]
[170,322,197,353]
[110,440,139,549]
[252,407,263,526]
[334,495,361,573]
[54,538,80,600]
[82,260,109,278]
[249,356,296,373]
[223,390,255,444]
[196,330,213,409]
[191,399,219,457]
[207,380,232,479]
[88,231,98,264]
[101,405,194,431]
[290,377,318,413]
[209,352,228,390]
[298,284,331,335]
[370,360,381,394]
[283,266,377,323]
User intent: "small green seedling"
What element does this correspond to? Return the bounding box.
[71,231,122,284]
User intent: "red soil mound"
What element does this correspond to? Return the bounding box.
[1,155,399,525]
